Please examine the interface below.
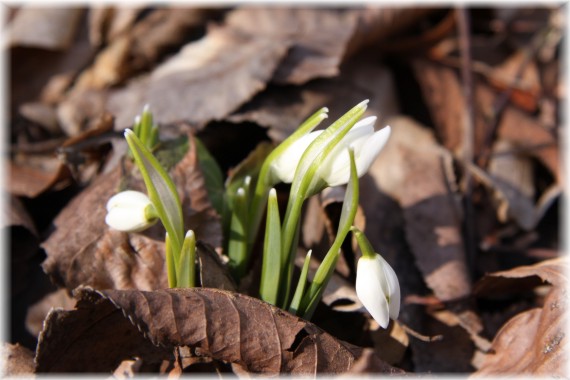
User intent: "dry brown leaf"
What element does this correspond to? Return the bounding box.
[35,289,173,373]
[229,60,399,142]
[412,59,560,184]
[8,158,70,198]
[371,115,471,302]
[5,195,36,234]
[7,7,84,50]
[146,26,290,126]
[473,258,568,376]
[35,287,404,375]
[25,288,76,338]
[1,343,35,377]
[88,6,143,47]
[225,7,357,85]
[77,8,214,90]
[42,134,222,292]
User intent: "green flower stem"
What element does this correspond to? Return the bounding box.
[177,230,196,288]
[165,233,176,288]
[301,149,359,319]
[288,250,312,315]
[139,105,152,147]
[228,187,249,279]
[350,227,376,259]
[259,189,282,305]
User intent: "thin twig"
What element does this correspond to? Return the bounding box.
[399,321,444,343]
[456,7,476,275]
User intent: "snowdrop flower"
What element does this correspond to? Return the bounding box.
[352,227,400,329]
[105,190,158,232]
[270,116,391,187]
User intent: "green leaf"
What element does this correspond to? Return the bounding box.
[125,130,184,255]
[302,148,359,320]
[288,250,312,315]
[177,230,196,288]
[228,186,249,279]
[165,233,176,288]
[259,188,282,305]
[194,137,225,215]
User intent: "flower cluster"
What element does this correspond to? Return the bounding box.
[104,101,401,329]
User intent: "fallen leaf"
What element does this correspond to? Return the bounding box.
[25,288,76,338]
[1,343,35,377]
[8,158,70,198]
[412,59,560,183]
[77,8,215,90]
[35,289,173,373]
[228,60,399,142]
[7,7,84,50]
[226,7,357,85]
[88,6,143,47]
[473,258,568,376]
[42,134,222,292]
[35,287,404,375]
[147,26,289,126]
[371,115,471,302]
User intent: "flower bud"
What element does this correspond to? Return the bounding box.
[105,190,158,232]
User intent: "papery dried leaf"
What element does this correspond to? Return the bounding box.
[371,116,471,301]
[35,287,404,375]
[35,289,173,373]
[473,258,568,376]
[25,288,76,338]
[1,343,35,377]
[8,159,69,198]
[77,8,214,90]
[88,6,143,47]
[412,59,560,183]
[146,26,290,126]
[7,7,84,50]
[345,8,435,57]
[226,7,357,85]
[42,135,222,292]
[229,61,399,142]
[5,195,36,234]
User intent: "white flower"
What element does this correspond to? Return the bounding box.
[269,130,321,184]
[355,253,400,329]
[270,116,391,187]
[320,117,391,187]
[105,190,158,232]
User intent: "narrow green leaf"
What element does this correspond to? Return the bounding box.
[177,230,196,288]
[139,105,153,147]
[165,233,177,288]
[302,148,359,320]
[280,102,367,309]
[228,187,248,279]
[288,250,312,315]
[125,129,184,254]
[194,137,225,215]
[259,188,282,305]
[248,108,329,250]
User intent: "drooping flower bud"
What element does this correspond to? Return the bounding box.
[105,190,158,232]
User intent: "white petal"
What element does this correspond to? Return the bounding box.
[105,207,150,232]
[355,256,390,328]
[271,130,322,183]
[376,254,401,320]
[354,126,391,177]
[106,190,151,211]
[105,190,155,232]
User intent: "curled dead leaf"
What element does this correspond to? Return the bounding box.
[473,258,568,376]
[35,287,404,375]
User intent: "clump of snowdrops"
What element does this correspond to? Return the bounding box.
[105,101,400,328]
